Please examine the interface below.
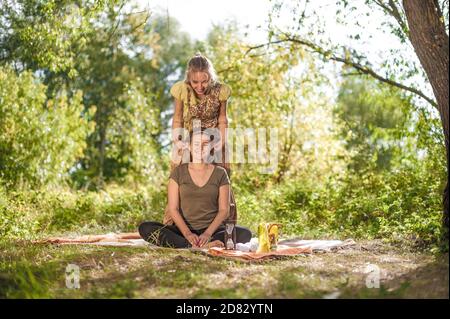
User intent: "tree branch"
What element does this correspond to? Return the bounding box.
[245,37,438,108]
[387,0,408,32]
[373,0,408,34]
[129,11,152,34]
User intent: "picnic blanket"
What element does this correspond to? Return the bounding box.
[205,238,356,261]
[35,232,150,247]
[36,232,355,260]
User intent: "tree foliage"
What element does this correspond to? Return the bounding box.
[0,65,92,187]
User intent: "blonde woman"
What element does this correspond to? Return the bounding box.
[163,53,237,226]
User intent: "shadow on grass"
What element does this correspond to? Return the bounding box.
[339,253,449,298]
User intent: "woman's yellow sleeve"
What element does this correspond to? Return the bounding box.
[170,81,186,101]
[219,83,232,101]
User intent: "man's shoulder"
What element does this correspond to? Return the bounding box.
[214,165,228,176]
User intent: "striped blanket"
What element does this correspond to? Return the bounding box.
[36,232,355,260]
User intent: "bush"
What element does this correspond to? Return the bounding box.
[0,65,93,188]
[0,183,167,240]
[234,154,445,248]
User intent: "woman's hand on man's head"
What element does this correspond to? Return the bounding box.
[212,138,223,151]
[175,140,189,151]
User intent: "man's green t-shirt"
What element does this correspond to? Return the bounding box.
[169,163,230,230]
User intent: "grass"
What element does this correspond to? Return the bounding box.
[0,170,447,299]
[0,238,447,299]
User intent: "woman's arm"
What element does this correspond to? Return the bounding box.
[172,98,184,142]
[172,98,184,130]
[167,179,199,246]
[171,98,188,165]
[198,184,230,246]
[217,100,228,149]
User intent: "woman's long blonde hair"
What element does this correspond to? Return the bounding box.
[184,52,218,95]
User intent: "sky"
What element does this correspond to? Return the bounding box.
[136,0,271,43]
[133,0,420,77]
[135,0,404,52]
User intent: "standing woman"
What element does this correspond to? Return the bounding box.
[163,52,237,226]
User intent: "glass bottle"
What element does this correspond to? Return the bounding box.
[224,221,236,250]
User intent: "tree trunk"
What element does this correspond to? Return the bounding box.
[403,0,449,241]
[98,120,106,188]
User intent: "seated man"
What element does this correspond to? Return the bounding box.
[139,130,251,248]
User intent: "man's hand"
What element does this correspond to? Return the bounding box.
[184,231,199,247]
[198,232,212,247]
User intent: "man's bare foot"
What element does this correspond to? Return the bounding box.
[206,240,225,248]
